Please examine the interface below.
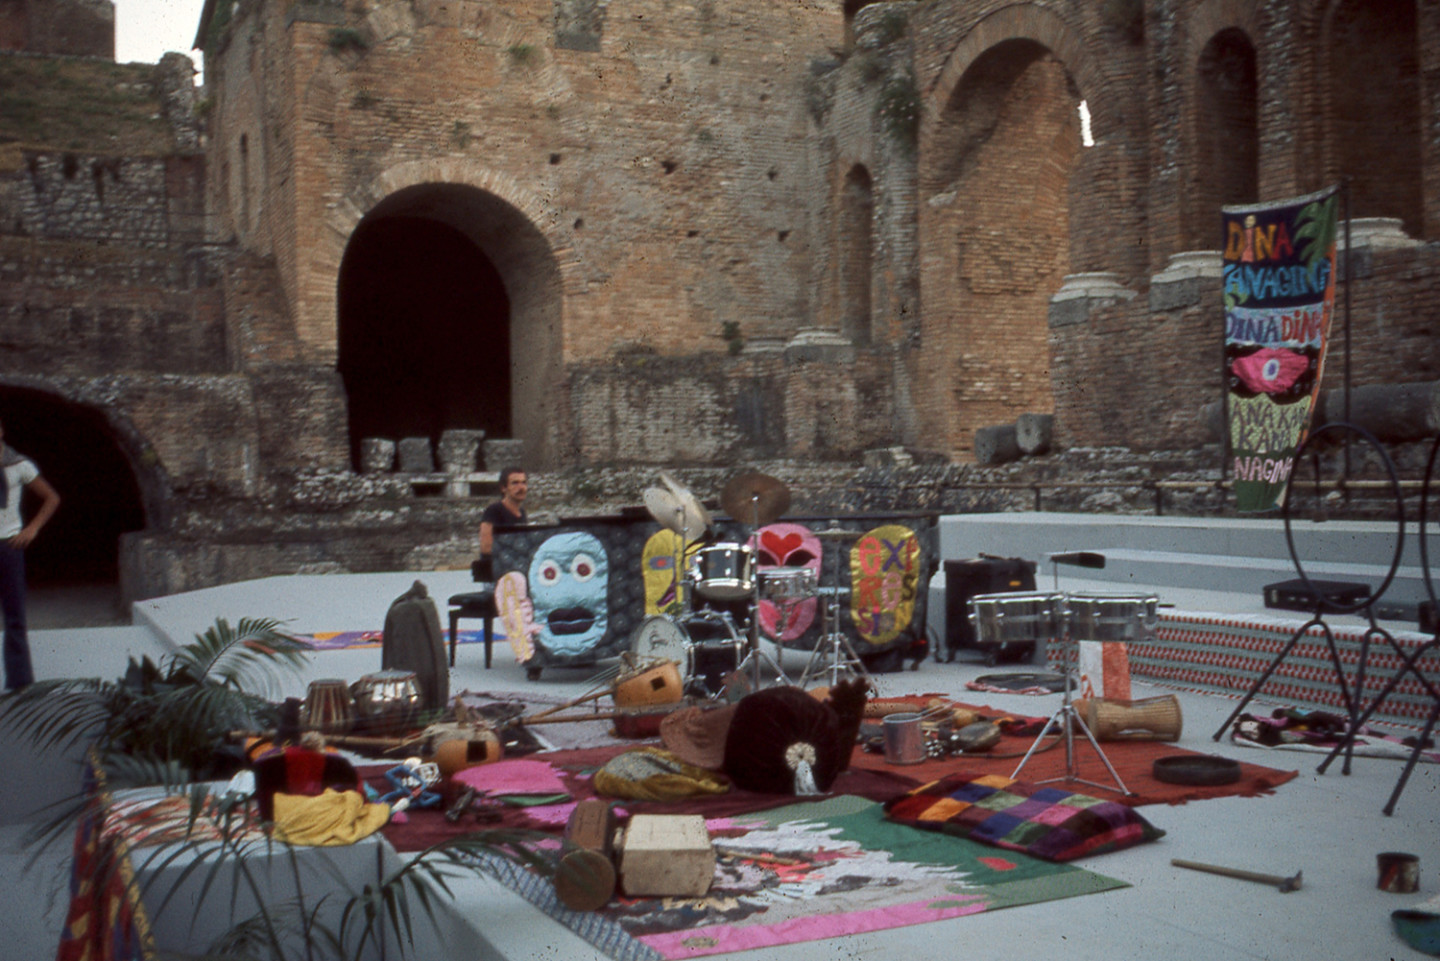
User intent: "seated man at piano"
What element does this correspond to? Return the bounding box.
[476,466,528,581]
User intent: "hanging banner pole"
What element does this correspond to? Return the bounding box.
[1221,184,1340,512]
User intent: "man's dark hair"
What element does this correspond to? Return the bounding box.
[499,466,526,488]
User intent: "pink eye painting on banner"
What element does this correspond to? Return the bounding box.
[1221,185,1339,512]
[755,523,820,642]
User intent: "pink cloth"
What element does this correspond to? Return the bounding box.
[454,758,567,796]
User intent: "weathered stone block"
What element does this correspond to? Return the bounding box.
[361,437,396,474]
[483,439,525,472]
[398,437,435,473]
[437,429,485,474]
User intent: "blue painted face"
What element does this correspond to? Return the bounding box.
[528,531,609,657]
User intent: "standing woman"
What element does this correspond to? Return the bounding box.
[0,418,60,691]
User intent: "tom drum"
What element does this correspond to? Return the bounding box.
[1065,593,1160,644]
[691,543,755,601]
[968,591,1062,645]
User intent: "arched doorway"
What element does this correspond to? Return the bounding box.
[918,38,1082,460]
[0,387,146,623]
[1189,27,1258,248]
[338,215,511,466]
[336,182,564,470]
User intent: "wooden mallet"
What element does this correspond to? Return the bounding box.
[1171,858,1303,893]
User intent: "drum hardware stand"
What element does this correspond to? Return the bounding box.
[1011,600,1134,796]
[799,525,871,687]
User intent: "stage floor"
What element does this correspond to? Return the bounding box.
[7,567,1440,961]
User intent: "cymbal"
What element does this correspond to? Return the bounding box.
[658,470,712,531]
[813,527,862,541]
[720,471,790,526]
[642,486,708,541]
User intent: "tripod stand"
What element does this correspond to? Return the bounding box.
[798,526,872,687]
[1010,596,1133,796]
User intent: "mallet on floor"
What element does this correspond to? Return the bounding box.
[1171,858,1303,893]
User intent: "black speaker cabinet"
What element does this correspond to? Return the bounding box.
[944,557,1037,663]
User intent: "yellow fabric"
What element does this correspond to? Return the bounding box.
[271,789,392,847]
[592,747,730,802]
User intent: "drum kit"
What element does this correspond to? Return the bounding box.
[969,588,1159,795]
[631,470,866,698]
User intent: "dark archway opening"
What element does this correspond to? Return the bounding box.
[0,387,145,586]
[1192,28,1257,248]
[337,216,511,469]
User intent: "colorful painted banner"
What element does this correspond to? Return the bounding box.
[1222,185,1339,512]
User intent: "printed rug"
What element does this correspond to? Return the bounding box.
[463,794,1127,961]
[298,627,500,651]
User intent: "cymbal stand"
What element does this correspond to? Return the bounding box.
[799,532,871,687]
[735,494,791,688]
[1011,599,1133,796]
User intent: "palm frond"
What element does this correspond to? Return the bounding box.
[171,617,310,698]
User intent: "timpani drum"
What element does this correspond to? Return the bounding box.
[690,543,755,600]
[968,591,1062,644]
[1064,592,1159,644]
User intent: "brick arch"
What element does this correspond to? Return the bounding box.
[322,160,585,295]
[0,380,158,584]
[915,4,1101,462]
[324,160,587,469]
[923,3,1107,143]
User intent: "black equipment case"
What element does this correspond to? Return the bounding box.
[943,556,1039,664]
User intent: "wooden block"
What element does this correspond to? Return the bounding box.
[554,799,617,911]
[618,814,714,897]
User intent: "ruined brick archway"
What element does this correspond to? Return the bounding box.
[917,7,1100,461]
[0,385,148,586]
[327,164,581,469]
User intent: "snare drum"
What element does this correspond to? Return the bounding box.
[1065,593,1159,643]
[691,543,754,600]
[968,591,1061,644]
[758,566,818,603]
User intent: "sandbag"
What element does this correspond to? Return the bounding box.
[382,580,449,712]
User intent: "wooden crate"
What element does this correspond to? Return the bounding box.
[618,814,714,897]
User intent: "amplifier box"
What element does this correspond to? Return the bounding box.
[1421,600,1438,635]
[1263,578,1371,613]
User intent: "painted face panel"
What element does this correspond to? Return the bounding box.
[642,529,700,616]
[849,524,920,646]
[528,532,609,657]
[755,522,820,642]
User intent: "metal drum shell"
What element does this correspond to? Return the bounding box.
[758,566,818,603]
[690,543,755,600]
[968,591,1062,645]
[1065,592,1160,643]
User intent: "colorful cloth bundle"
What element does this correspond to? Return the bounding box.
[883,772,1164,862]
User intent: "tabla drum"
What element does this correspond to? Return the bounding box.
[302,678,354,736]
[350,670,422,737]
[758,566,818,603]
[1065,592,1160,643]
[968,591,1062,644]
[691,543,755,600]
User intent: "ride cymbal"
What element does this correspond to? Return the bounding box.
[720,471,790,526]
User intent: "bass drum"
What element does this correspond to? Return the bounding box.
[630,615,693,675]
